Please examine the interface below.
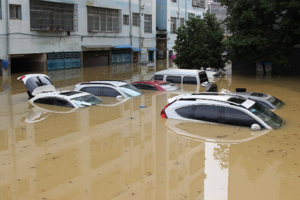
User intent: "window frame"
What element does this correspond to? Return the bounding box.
[180,18,185,27]
[9,4,22,20]
[123,14,129,25]
[132,12,139,27]
[87,6,121,33]
[171,0,177,3]
[144,14,152,33]
[170,17,177,34]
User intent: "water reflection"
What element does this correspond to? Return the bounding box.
[0,61,300,200]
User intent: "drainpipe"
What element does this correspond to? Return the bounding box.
[129,0,132,46]
[6,0,10,75]
[139,0,142,49]
[178,0,180,28]
[185,0,187,23]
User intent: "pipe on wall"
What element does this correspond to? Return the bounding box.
[129,0,132,46]
[6,0,10,75]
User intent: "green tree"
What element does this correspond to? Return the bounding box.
[173,12,226,70]
[221,0,300,68]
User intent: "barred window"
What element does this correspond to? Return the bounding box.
[170,17,177,34]
[133,13,139,27]
[123,14,129,25]
[0,0,2,19]
[192,0,205,8]
[10,5,21,19]
[180,18,184,27]
[30,0,77,31]
[144,14,152,33]
[88,6,121,32]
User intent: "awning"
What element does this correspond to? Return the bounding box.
[82,45,114,49]
[148,48,158,51]
[132,48,143,52]
[115,45,133,48]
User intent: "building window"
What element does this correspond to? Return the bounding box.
[180,18,184,27]
[0,0,2,19]
[144,14,152,33]
[192,0,205,8]
[123,15,129,25]
[171,0,177,2]
[30,0,77,31]
[170,17,177,34]
[132,13,139,27]
[87,6,121,32]
[10,5,21,19]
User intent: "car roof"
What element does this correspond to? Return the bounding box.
[33,90,92,100]
[132,80,169,85]
[154,69,206,76]
[172,94,256,109]
[77,80,127,87]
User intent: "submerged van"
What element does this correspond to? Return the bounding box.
[152,69,209,85]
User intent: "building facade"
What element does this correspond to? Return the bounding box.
[156,0,206,60]
[0,0,157,76]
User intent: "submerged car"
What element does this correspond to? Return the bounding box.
[74,80,142,98]
[161,94,283,130]
[194,92,283,109]
[131,80,179,91]
[17,74,103,108]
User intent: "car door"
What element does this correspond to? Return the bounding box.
[101,87,122,97]
[192,105,220,123]
[56,98,74,108]
[33,97,56,105]
[220,106,260,127]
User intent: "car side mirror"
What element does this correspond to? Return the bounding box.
[116,95,123,99]
[251,124,261,131]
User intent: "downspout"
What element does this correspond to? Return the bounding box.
[185,0,187,22]
[6,0,10,75]
[139,0,142,48]
[177,0,180,28]
[129,0,132,46]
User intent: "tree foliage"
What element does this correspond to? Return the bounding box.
[221,0,300,66]
[173,12,225,70]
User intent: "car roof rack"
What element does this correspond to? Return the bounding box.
[177,97,245,108]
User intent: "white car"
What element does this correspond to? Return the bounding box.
[161,94,283,130]
[17,74,102,108]
[73,80,142,98]
[194,92,283,109]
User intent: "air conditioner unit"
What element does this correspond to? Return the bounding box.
[141,5,145,9]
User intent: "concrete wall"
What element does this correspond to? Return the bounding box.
[0,0,157,74]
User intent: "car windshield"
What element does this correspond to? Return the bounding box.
[26,76,53,93]
[120,84,142,97]
[71,95,102,107]
[267,96,283,109]
[248,103,282,129]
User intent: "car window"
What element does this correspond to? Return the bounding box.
[141,84,157,90]
[34,97,56,105]
[25,76,53,93]
[56,98,74,108]
[102,87,121,97]
[199,73,208,83]
[192,105,219,123]
[81,87,101,96]
[255,100,272,109]
[166,76,182,83]
[132,83,141,89]
[183,77,197,84]
[153,75,164,80]
[223,107,258,127]
[175,106,194,118]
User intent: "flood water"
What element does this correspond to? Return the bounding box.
[0,60,300,200]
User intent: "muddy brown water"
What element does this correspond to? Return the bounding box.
[0,61,300,200]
